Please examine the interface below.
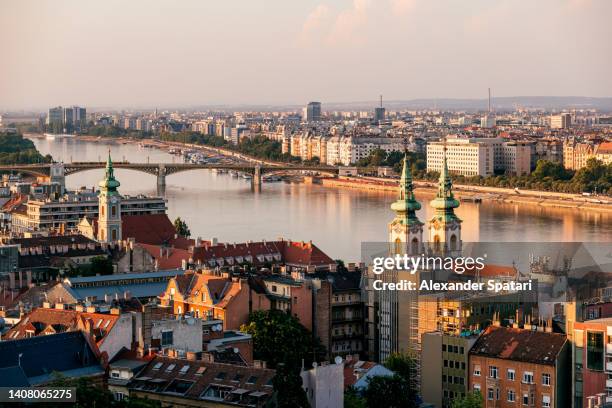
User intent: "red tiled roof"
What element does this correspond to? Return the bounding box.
[343,360,377,388]
[469,325,567,365]
[192,240,333,268]
[2,308,119,346]
[121,214,195,249]
[597,142,612,154]
[1,194,27,212]
[138,243,191,270]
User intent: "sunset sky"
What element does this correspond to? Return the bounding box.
[1,0,610,109]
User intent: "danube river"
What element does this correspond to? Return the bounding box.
[30,137,611,262]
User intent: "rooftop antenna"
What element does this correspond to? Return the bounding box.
[488,88,491,113]
[380,94,383,108]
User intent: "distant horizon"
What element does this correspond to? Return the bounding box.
[3,95,612,114]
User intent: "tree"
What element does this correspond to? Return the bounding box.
[90,256,114,275]
[240,310,325,369]
[451,391,483,408]
[363,375,417,408]
[384,352,416,384]
[271,362,310,408]
[173,217,191,238]
[344,386,366,408]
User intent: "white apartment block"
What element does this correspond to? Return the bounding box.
[428,139,494,177]
[427,137,532,177]
[289,134,405,166]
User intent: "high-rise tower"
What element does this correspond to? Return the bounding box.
[428,147,462,254]
[97,153,122,243]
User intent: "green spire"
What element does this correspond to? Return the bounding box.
[430,147,460,221]
[99,151,120,191]
[390,152,422,225]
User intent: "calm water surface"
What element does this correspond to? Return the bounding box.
[30,137,612,261]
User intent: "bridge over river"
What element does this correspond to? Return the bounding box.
[0,162,341,192]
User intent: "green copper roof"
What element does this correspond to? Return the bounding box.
[390,153,422,225]
[99,152,120,191]
[430,147,460,219]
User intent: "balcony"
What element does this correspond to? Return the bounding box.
[607,379,612,389]
[606,362,612,372]
[606,343,612,354]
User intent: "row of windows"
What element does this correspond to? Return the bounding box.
[475,386,551,407]
[444,360,466,370]
[442,344,465,354]
[474,365,550,385]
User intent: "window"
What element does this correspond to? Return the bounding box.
[523,393,529,405]
[442,344,447,352]
[487,388,494,400]
[161,330,173,346]
[489,366,498,379]
[507,390,515,402]
[214,372,227,380]
[153,362,163,370]
[474,365,481,376]
[111,205,117,217]
[246,376,258,384]
[111,371,120,378]
[165,364,176,372]
[114,392,125,401]
[507,369,515,381]
[587,331,604,370]
[522,372,534,384]
[543,395,551,407]
[474,384,481,393]
[542,373,551,386]
[179,365,189,374]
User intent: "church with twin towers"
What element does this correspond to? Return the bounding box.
[389,148,463,256]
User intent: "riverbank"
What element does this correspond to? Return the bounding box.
[319,176,612,213]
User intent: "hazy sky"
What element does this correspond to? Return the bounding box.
[1,0,611,110]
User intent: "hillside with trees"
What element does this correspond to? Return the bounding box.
[0,132,52,164]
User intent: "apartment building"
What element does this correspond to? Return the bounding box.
[573,318,612,408]
[550,113,572,129]
[290,134,405,165]
[469,325,569,408]
[563,140,598,170]
[427,137,532,177]
[11,190,166,234]
[428,138,494,177]
[421,331,480,408]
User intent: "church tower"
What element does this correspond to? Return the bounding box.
[428,147,461,255]
[97,153,122,243]
[389,152,423,255]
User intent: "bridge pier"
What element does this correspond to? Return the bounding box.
[252,165,262,187]
[157,164,166,195]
